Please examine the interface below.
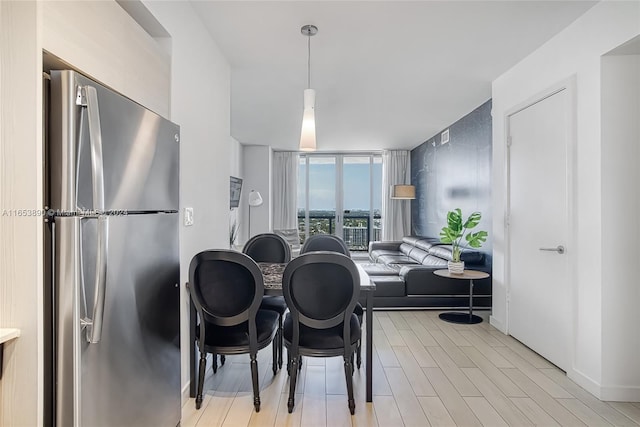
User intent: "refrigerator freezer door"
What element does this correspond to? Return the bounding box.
[55,214,180,427]
[49,70,179,213]
[54,217,82,427]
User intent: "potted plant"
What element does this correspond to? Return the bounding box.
[439,209,488,274]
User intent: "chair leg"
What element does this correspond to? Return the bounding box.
[350,353,355,375]
[277,316,283,369]
[220,355,226,366]
[356,314,363,369]
[286,350,291,376]
[196,351,207,410]
[272,336,278,375]
[212,353,217,374]
[250,353,261,412]
[287,355,299,413]
[343,355,356,415]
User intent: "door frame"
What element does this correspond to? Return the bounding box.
[504,76,577,368]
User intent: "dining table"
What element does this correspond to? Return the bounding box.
[188,262,377,403]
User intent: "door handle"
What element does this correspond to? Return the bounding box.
[78,85,108,344]
[539,245,565,254]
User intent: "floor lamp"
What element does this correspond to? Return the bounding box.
[390,185,415,200]
[248,190,263,239]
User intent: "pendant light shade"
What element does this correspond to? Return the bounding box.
[300,89,316,151]
[300,24,318,151]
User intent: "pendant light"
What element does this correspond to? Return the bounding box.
[300,24,318,151]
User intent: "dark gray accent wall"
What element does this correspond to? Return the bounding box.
[410,99,492,263]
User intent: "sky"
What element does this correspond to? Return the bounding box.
[297,158,382,212]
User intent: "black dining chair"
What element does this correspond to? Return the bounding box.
[244,232,292,263]
[300,233,350,256]
[282,252,361,415]
[300,234,363,368]
[187,250,280,411]
[243,233,291,370]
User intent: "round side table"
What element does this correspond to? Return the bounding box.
[433,269,490,324]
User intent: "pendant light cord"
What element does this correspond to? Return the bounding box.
[307,33,311,89]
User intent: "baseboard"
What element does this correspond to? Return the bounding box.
[600,384,640,402]
[567,368,602,399]
[182,382,190,407]
[489,315,506,333]
[568,368,640,402]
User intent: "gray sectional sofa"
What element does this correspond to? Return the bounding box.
[363,236,491,308]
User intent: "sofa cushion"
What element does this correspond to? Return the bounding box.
[361,263,401,276]
[370,249,402,262]
[377,254,420,265]
[420,255,449,267]
[399,243,415,255]
[370,276,406,297]
[402,236,424,246]
[369,241,403,251]
[459,250,484,264]
[427,245,484,265]
[414,239,437,252]
[407,248,429,264]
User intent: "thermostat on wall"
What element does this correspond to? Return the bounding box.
[441,129,450,145]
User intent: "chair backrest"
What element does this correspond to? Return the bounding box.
[243,233,291,263]
[188,250,263,327]
[300,234,350,257]
[282,252,360,332]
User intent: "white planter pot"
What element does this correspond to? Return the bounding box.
[447,260,465,274]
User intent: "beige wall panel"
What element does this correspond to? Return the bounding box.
[0,1,43,426]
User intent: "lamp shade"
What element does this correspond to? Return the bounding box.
[390,185,416,199]
[299,89,316,151]
[248,190,263,207]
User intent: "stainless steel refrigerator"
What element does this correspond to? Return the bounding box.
[46,70,181,427]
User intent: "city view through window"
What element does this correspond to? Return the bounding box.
[298,155,382,251]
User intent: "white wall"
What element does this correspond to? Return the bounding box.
[242,145,273,243]
[492,1,640,399]
[601,53,640,397]
[230,138,244,246]
[0,2,42,425]
[230,138,244,179]
[1,1,171,425]
[142,0,232,402]
[42,0,170,117]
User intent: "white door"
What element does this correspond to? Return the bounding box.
[507,87,572,372]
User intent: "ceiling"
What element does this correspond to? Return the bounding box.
[191,1,597,152]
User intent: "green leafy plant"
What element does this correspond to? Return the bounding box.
[439,209,488,262]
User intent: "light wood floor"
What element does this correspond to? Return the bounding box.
[182,311,640,426]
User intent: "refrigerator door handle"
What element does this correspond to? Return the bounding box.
[78,85,108,344]
[76,85,106,213]
[79,216,108,344]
